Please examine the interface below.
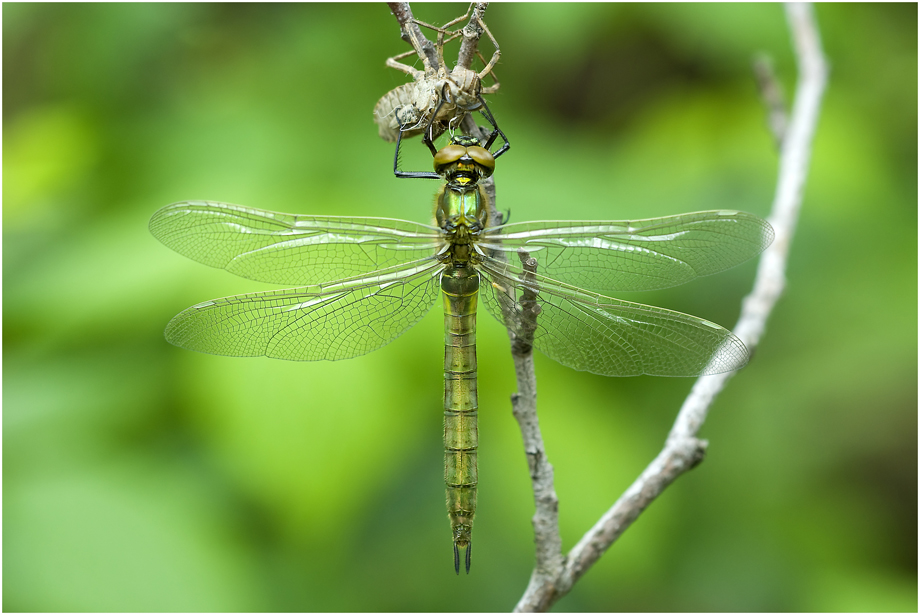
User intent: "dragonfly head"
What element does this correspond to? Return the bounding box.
[434,135,495,188]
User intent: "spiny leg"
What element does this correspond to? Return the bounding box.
[472,14,502,80]
[403,16,438,75]
[385,48,428,81]
[411,16,466,42]
[476,50,500,95]
[412,1,475,40]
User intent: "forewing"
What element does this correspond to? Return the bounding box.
[150,201,444,286]
[165,260,442,361]
[478,211,773,293]
[479,261,748,377]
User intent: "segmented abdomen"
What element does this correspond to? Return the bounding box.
[441,266,479,555]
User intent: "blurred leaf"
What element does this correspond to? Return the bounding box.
[3,105,99,222]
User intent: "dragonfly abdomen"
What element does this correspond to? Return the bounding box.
[441,265,479,574]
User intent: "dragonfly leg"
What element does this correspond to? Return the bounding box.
[393,114,440,180]
[475,94,510,159]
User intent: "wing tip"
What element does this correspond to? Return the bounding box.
[700,332,751,375]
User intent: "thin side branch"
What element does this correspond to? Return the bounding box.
[513,3,828,611]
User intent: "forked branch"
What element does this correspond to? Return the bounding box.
[512,3,828,611]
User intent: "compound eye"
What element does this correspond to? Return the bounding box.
[433,144,468,171]
[467,146,495,176]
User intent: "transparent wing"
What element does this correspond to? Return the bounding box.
[479,260,748,377]
[477,210,773,293]
[150,201,445,286]
[165,259,443,361]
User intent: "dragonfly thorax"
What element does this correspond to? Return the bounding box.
[437,185,485,267]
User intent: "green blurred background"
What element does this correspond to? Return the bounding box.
[4,3,916,612]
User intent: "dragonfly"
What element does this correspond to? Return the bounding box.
[149,135,773,574]
[373,6,508,160]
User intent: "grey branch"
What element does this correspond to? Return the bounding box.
[512,3,828,611]
[508,252,565,599]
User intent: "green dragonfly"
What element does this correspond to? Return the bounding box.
[149,135,773,574]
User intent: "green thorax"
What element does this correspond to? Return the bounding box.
[436,184,489,266]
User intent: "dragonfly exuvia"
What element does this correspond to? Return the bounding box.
[374,6,505,156]
[150,134,773,574]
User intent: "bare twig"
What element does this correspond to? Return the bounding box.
[513,3,828,611]
[754,54,789,147]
